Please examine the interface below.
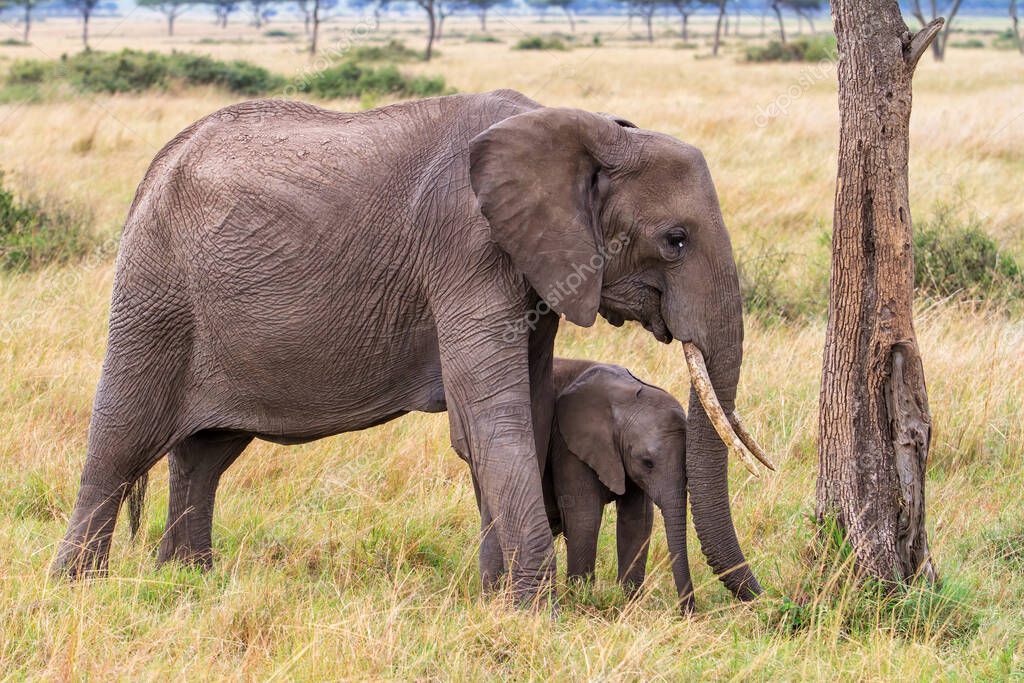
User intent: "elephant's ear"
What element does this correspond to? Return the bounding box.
[469,108,629,327]
[556,365,628,495]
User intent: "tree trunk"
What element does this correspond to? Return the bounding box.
[423,1,436,60]
[373,5,381,30]
[680,11,688,40]
[564,7,575,33]
[82,9,90,49]
[816,1,944,586]
[645,10,653,42]
[1013,0,1024,53]
[23,3,32,42]
[480,8,487,31]
[712,0,726,55]
[772,2,786,43]
[167,12,175,36]
[309,0,320,54]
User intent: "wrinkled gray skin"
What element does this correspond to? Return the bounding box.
[484,358,693,612]
[51,89,760,603]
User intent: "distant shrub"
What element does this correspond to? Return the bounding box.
[513,36,568,51]
[4,50,286,96]
[993,27,1021,50]
[263,29,298,39]
[951,38,986,49]
[346,39,422,62]
[300,62,445,99]
[466,33,502,43]
[0,38,28,47]
[0,172,94,272]
[168,52,285,95]
[2,48,450,101]
[913,212,1023,300]
[673,41,698,50]
[745,35,837,62]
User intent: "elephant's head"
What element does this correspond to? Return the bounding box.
[555,364,693,611]
[470,106,772,601]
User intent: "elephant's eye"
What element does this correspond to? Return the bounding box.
[661,229,688,260]
[641,457,656,470]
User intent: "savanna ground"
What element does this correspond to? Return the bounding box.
[0,10,1023,679]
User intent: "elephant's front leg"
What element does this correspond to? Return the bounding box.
[615,483,654,598]
[440,316,555,605]
[469,468,506,592]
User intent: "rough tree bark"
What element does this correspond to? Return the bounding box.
[816,0,944,584]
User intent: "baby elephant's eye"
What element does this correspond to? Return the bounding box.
[642,457,656,470]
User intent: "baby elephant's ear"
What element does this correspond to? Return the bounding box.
[469,107,629,327]
[555,366,626,495]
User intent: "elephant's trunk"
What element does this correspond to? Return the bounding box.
[684,341,762,600]
[660,496,694,613]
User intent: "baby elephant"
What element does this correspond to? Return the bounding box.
[547,359,693,610]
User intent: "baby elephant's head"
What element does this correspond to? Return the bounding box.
[556,364,687,510]
[556,363,691,606]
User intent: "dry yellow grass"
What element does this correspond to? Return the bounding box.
[1,14,1022,679]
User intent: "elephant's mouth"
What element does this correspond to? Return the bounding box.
[599,279,671,342]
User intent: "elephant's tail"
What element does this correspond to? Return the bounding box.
[126,472,148,539]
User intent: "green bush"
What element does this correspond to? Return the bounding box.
[4,50,286,97]
[913,211,1023,300]
[300,62,445,99]
[167,52,286,95]
[951,38,986,49]
[745,35,837,63]
[346,39,422,62]
[263,29,298,39]
[0,172,95,272]
[993,27,1022,50]
[2,48,449,101]
[513,36,568,51]
[466,33,502,43]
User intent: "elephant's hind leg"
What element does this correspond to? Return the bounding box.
[158,431,251,568]
[51,418,181,579]
[52,278,195,579]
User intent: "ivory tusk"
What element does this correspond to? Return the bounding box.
[682,342,764,478]
[728,410,776,472]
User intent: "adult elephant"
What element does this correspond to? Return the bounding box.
[52,89,771,604]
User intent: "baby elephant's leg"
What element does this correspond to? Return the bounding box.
[561,492,605,586]
[615,485,654,598]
